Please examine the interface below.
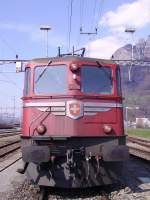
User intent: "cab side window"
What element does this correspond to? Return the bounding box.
[24,68,31,96]
[116,67,122,96]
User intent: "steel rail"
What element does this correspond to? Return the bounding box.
[0,140,21,158]
[128,144,150,161]
[127,136,150,149]
[0,156,22,172]
[127,136,150,161]
[0,140,20,149]
[127,136,150,142]
[0,131,21,138]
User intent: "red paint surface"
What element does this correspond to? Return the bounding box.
[22,58,124,137]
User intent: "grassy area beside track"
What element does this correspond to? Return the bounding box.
[127,128,150,138]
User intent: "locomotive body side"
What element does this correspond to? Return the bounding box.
[21,56,128,188]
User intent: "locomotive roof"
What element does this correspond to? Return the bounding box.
[29,56,115,65]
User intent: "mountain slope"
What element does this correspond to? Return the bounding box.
[113,35,150,119]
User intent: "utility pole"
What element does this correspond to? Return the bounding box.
[12,96,16,122]
[125,27,136,81]
[40,25,51,57]
[125,106,139,133]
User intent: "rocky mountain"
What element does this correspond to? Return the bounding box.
[112,35,150,120]
[113,36,150,61]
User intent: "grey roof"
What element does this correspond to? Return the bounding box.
[29,56,115,65]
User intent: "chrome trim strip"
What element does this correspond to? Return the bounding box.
[116,104,123,108]
[37,107,51,112]
[51,112,65,116]
[84,102,123,108]
[37,107,65,112]
[84,112,96,116]
[24,102,122,108]
[24,102,65,107]
[84,107,111,112]
[24,101,122,118]
[51,107,66,112]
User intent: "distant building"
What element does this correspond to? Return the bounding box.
[136,118,150,128]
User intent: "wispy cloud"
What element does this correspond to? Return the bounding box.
[86,36,125,59]
[87,0,150,58]
[0,22,67,48]
[100,0,150,33]
[0,22,33,32]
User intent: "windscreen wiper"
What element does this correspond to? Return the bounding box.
[35,60,52,84]
[96,61,112,80]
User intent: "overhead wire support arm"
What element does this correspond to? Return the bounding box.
[112,59,150,67]
[0,59,29,64]
[57,47,85,57]
[72,47,86,57]
[0,59,30,73]
[80,27,98,35]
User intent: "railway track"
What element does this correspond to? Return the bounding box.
[0,140,21,158]
[0,131,21,138]
[1,156,149,200]
[127,136,150,161]
[0,134,149,199]
[0,131,21,172]
[0,140,21,172]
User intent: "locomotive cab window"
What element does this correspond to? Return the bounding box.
[116,66,122,96]
[81,66,113,94]
[24,67,31,96]
[34,65,67,95]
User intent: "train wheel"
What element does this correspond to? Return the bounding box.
[38,186,48,200]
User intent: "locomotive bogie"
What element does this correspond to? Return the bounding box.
[21,136,128,187]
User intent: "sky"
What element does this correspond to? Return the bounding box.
[0,0,150,116]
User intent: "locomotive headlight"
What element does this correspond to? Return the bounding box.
[36,124,47,135]
[70,64,79,72]
[72,74,77,80]
[103,124,112,134]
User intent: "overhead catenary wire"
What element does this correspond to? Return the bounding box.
[0,87,12,97]
[83,0,89,30]
[0,71,17,73]
[88,0,98,41]
[67,0,74,51]
[0,33,18,57]
[77,0,85,48]
[95,0,104,32]
[0,73,22,91]
[80,0,84,29]
[79,0,100,42]
[80,0,89,32]
[87,0,105,40]
[91,0,97,31]
[70,0,105,50]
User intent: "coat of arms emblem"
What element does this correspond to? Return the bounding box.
[66,101,83,119]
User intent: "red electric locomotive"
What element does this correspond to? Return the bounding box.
[19,51,128,190]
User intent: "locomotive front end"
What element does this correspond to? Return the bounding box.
[21,56,129,188]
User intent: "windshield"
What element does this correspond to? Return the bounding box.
[81,65,113,94]
[34,65,67,95]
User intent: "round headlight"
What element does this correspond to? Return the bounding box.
[36,124,47,135]
[70,64,79,72]
[103,124,112,134]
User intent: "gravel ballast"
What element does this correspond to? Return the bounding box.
[0,156,149,200]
